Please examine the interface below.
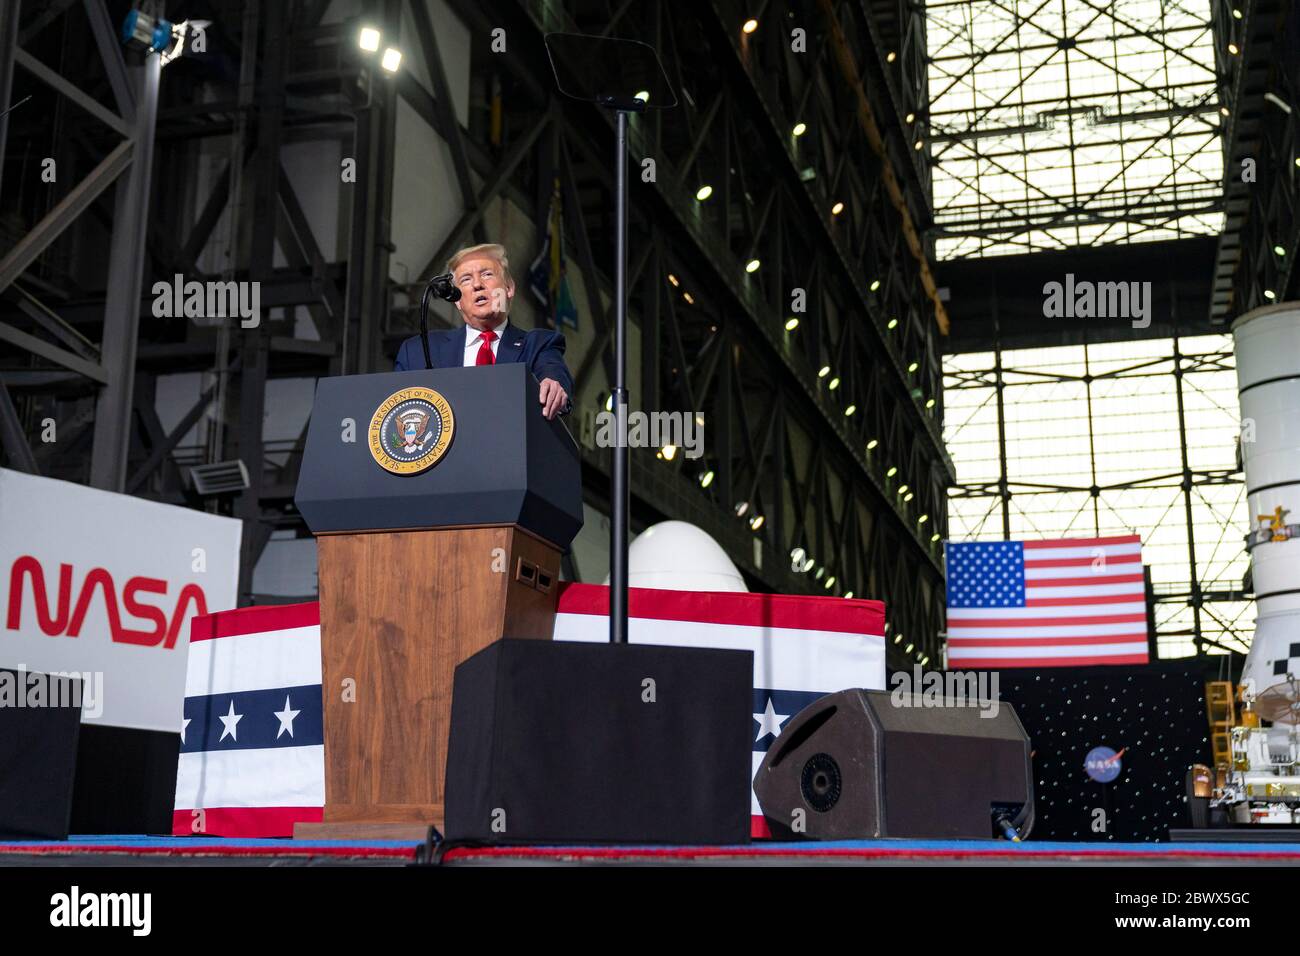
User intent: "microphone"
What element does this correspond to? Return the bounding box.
[419,273,462,370]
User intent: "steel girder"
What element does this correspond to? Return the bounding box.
[1208,0,1300,323]
[465,0,952,661]
[0,0,158,493]
[1,1,953,655]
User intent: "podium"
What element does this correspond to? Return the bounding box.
[292,363,583,836]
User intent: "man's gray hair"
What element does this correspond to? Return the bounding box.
[446,243,513,286]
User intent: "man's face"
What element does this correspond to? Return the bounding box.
[453,256,514,328]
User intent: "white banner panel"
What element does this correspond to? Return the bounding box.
[0,469,241,731]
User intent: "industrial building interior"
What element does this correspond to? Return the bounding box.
[0,0,1295,677]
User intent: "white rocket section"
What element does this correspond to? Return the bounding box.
[1233,303,1300,701]
[603,520,749,593]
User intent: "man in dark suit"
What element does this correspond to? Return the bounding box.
[395,243,573,419]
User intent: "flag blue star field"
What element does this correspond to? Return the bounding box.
[944,535,1149,668]
[173,603,323,836]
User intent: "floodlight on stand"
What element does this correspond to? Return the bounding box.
[359,26,381,51]
[121,8,173,54]
[381,48,402,73]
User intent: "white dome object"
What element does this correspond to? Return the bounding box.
[603,520,749,592]
[1233,303,1300,701]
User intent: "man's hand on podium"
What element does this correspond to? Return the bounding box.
[539,377,569,420]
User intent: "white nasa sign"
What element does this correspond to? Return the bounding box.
[0,469,241,731]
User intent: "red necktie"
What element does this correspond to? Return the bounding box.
[475,329,498,366]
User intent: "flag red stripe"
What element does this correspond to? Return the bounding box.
[171,806,322,837]
[1025,573,1145,587]
[556,582,884,635]
[948,613,1147,628]
[1026,594,1144,606]
[1021,535,1142,549]
[947,634,1148,647]
[190,602,320,642]
[1024,554,1142,569]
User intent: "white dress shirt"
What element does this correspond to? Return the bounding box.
[462,320,509,366]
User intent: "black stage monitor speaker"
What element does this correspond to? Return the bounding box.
[445,639,753,844]
[0,668,83,839]
[754,688,1033,840]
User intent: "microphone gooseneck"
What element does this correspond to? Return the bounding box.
[418,273,462,370]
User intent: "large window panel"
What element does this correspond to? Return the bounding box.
[943,334,1249,658]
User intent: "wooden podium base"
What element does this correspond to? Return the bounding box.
[311,524,559,833]
[293,820,439,842]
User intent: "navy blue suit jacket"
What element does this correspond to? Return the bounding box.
[394,324,574,415]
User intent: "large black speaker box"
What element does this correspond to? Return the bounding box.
[445,639,753,844]
[0,668,83,839]
[754,688,1034,840]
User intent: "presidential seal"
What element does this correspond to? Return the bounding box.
[367,387,455,474]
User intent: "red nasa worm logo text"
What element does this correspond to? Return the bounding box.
[5,555,208,648]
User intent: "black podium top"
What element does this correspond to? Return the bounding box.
[294,364,584,548]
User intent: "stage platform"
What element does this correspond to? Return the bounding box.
[3,834,1300,866]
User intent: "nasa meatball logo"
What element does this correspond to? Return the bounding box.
[368,387,454,475]
[1084,745,1123,783]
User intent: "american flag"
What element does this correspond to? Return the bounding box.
[944,535,1149,668]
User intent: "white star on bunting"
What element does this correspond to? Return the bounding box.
[218,700,243,743]
[274,695,301,739]
[753,697,790,743]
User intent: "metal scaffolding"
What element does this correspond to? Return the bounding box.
[0,0,952,666]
